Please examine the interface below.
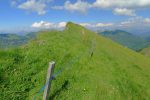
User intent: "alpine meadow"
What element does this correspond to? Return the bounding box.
[1,0,150,100]
[0,23,150,100]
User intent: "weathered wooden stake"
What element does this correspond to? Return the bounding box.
[43,61,55,100]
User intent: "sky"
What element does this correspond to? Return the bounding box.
[0,0,150,34]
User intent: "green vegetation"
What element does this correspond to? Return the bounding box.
[99,30,150,51]
[0,22,150,100]
[139,32,150,41]
[140,46,150,57]
[0,33,36,48]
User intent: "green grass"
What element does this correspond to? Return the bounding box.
[0,22,150,100]
[99,30,150,51]
[140,46,150,57]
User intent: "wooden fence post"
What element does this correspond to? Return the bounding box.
[43,61,55,100]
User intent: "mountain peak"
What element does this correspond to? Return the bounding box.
[1,23,150,99]
[66,22,78,26]
[65,22,84,30]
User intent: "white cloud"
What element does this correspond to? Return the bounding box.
[120,21,131,27]
[93,0,150,9]
[31,21,115,30]
[18,0,53,15]
[79,22,113,28]
[24,19,150,34]
[57,22,67,28]
[31,21,54,28]
[93,0,150,16]
[52,0,91,13]
[52,0,150,16]
[119,17,150,28]
[78,17,150,30]
[11,0,150,17]
[31,21,67,29]
[113,8,136,16]
[119,17,140,26]
[95,23,113,27]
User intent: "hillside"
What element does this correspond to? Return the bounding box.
[0,22,150,100]
[139,32,150,41]
[140,46,150,57]
[99,30,150,51]
[0,33,36,48]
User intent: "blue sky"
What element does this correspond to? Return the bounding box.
[0,0,150,34]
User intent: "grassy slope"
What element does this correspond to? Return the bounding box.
[99,30,150,51]
[140,46,150,57]
[0,22,150,100]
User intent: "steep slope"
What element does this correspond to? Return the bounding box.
[140,46,150,57]
[0,22,150,100]
[99,30,150,51]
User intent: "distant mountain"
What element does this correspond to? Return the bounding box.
[139,32,150,41]
[1,22,150,99]
[0,32,36,48]
[98,30,150,51]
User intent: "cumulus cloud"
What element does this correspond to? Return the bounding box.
[52,0,150,16]
[79,17,150,30]
[31,21,114,30]
[12,0,150,16]
[31,21,66,29]
[29,19,150,34]
[93,0,150,16]
[31,21,54,28]
[52,0,91,13]
[113,8,136,16]
[93,0,150,9]
[79,22,113,28]
[18,0,46,15]
[116,17,150,33]
[18,0,53,15]
[95,23,113,27]
[118,17,150,28]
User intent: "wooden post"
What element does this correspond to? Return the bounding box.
[43,61,55,100]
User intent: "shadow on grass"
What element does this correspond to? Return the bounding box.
[50,80,69,100]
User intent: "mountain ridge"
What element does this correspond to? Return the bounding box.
[99,30,150,51]
[0,22,150,100]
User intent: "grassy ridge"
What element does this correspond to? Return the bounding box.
[99,30,150,51]
[0,22,150,100]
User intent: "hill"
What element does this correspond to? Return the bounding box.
[139,32,150,41]
[140,46,150,57]
[0,22,150,100]
[0,33,36,49]
[99,30,150,51]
